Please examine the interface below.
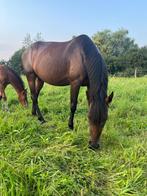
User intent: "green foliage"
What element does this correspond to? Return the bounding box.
[6,33,44,75]
[0,59,8,66]
[92,29,137,57]
[0,77,147,195]
[92,29,147,76]
[8,48,25,75]
[22,32,44,48]
[22,33,33,48]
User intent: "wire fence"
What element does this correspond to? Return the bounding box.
[109,69,147,77]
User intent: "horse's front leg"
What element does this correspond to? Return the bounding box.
[0,85,5,101]
[1,93,8,111]
[68,81,80,130]
[0,87,8,111]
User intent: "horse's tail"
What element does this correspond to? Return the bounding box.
[79,35,106,123]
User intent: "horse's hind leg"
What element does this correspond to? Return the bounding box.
[26,73,36,115]
[26,73,45,122]
[35,77,45,122]
[86,87,90,106]
[35,77,44,97]
[68,81,80,129]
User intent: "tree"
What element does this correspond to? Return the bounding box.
[34,32,44,42]
[0,59,8,66]
[139,46,147,71]
[8,33,44,75]
[92,29,139,75]
[8,48,25,75]
[125,47,147,76]
[92,29,138,57]
[22,32,44,48]
[22,33,32,48]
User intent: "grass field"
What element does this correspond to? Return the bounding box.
[0,77,147,196]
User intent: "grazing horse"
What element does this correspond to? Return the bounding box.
[22,35,113,149]
[0,64,28,107]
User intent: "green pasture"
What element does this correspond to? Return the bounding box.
[0,77,147,195]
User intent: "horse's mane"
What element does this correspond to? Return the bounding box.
[7,66,25,89]
[75,35,108,124]
[75,35,108,95]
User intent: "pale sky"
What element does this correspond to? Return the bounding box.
[0,0,147,60]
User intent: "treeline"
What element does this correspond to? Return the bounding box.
[92,29,147,76]
[1,29,147,76]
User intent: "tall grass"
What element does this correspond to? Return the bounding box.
[0,77,147,195]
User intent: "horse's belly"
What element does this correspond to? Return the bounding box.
[44,76,70,86]
[34,65,70,86]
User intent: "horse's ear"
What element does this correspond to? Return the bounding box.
[105,92,114,105]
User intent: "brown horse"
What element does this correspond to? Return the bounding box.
[22,35,113,149]
[0,64,28,107]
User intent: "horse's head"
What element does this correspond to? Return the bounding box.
[18,89,28,107]
[89,92,114,150]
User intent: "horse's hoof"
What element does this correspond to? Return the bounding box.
[88,141,100,150]
[38,117,46,123]
[41,120,46,124]
[68,123,74,130]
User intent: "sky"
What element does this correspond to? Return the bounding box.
[0,0,147,60]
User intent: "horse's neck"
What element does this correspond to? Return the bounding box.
[8,70,24,94]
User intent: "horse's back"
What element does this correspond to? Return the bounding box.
[22,35,94,85]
